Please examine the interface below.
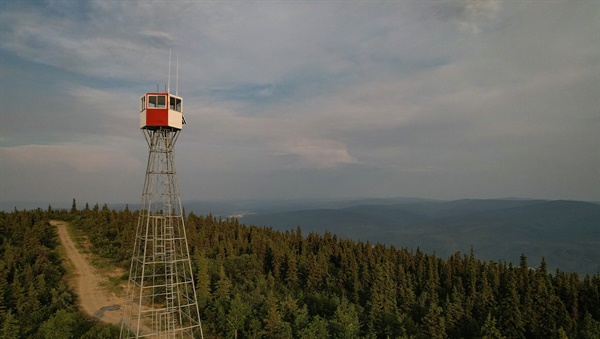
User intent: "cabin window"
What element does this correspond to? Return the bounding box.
[148,95,166,108]
[170,96,182,112]
[157,95,166,108]
[148,95,157,108]
[140,96,146,111]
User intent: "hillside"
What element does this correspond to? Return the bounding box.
[66,206,600,338]
[3,205,599,338]
[240,199,600,276]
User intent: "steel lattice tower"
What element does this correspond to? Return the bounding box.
[121,91,203,338]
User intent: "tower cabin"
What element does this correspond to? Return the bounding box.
[140,92,186,130]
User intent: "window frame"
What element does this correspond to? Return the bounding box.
[147,94,167,109]
[169,96,183,112]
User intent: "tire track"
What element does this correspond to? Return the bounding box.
[52,220,122,325]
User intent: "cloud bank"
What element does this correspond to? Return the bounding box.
[1,1,598,203]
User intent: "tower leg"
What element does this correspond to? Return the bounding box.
[121,128,203,338]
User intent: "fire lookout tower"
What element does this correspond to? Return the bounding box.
[120,87,203,338]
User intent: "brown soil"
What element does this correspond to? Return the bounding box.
[52,220,123,326]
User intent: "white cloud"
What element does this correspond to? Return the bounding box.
[1,144,141,173]
[432,0,501,34]
[274,138,357,169]
[139,30,176,48]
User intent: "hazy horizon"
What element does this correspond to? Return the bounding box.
[2,195,598,213]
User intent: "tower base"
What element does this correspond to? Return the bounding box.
[120,128,203,338]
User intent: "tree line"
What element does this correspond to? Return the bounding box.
[1,201,599,338]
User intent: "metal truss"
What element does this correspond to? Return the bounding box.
[121,128,203,338]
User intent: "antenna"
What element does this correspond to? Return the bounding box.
[168,49,172,94]
[176,54,179,96]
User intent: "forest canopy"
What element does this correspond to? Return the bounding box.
[0,208,119,338]
[1,203,599,338]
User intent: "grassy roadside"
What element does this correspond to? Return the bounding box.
[54,221,77,283]
[54,220,126,297]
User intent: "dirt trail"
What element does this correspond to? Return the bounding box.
[52,220,123,326]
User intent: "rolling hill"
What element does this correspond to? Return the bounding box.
[240,199,600,276]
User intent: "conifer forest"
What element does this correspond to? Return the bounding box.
[1,204,599,338]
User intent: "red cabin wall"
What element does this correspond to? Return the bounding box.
[145,108,169,126]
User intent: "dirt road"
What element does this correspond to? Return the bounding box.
[52,220,122,325]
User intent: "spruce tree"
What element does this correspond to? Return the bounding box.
[481,313,505,339]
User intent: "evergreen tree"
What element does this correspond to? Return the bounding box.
[481,313,505,339]
[71,199,77,214]
[443,287,465,337]
[194,251,211,308]
[38,310,81,339]
[297,315,329,339]
[330,296,361,339]
[496,272,525,338]
[423,302,446,339]
[579,312,600,339]
[226,294,250,339]
[263,293,292,338]
[1,310,20,339]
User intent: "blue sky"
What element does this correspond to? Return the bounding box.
[1,0,598,205]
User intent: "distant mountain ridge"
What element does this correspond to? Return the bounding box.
[239,199,600,276]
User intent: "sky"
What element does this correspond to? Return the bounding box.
[0,0,599,206]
